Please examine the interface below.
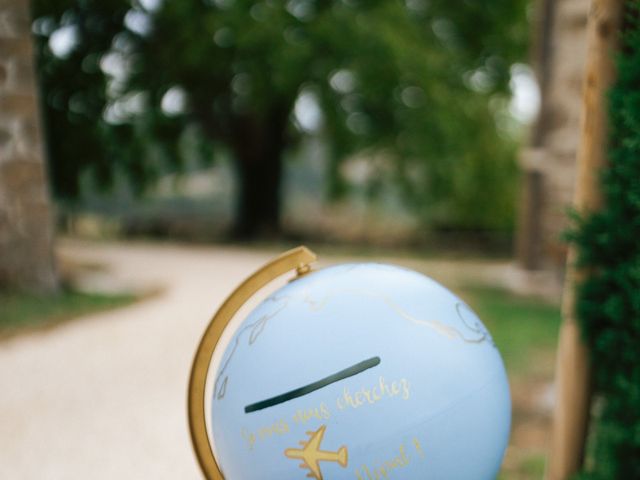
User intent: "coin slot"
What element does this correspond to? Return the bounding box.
[244,356,381,413]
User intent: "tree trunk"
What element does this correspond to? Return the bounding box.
[547,0,624,478]
[0,0,58,293]
[230,106,289,239]
[233,144,284,239]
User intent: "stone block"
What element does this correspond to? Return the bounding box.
[0,37,31,57]
[19,116,41,147]
[0,2,31,39]
[0,119,15,159]
[0,126,10,145]
[0,92,37,116]
[11,58,36,92]
[0,63,7,86]
[0,158,45,196]
[0,0,29,10]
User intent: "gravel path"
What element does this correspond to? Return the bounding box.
[0,240,514,479]
[1,241,277,479]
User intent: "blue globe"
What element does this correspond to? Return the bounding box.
[210,263,511,479]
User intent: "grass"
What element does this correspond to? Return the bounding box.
[461,286,562,376]
[461,286,562,480]
[0,289,137,337]
[497,453,547,480]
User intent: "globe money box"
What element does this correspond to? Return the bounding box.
[188,247,511,479]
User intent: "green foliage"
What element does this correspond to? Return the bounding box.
[33,0,528,231]
[570,5,640,477]
[33,0,128,199]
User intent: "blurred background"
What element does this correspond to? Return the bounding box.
[0,0,591,478]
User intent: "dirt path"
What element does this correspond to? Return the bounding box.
[0,240,516,479]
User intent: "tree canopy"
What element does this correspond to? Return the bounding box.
[33,0,529,237]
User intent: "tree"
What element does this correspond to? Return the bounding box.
[33,0,528,238]
[0,0,57,293]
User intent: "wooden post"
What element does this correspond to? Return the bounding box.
[547,0,624,478]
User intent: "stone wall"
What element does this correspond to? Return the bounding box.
[0,0,57,292]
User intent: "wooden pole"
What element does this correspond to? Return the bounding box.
[547,0,624,478]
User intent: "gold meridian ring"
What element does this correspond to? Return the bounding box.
[187,246,318,479]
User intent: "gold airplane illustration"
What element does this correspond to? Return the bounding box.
[284,425,348,479]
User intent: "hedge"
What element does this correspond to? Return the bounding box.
[571,3,640,478]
